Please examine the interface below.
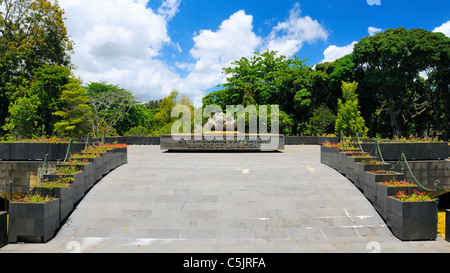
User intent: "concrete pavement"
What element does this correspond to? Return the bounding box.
[1,145,449,253]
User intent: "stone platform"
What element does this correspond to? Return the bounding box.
[160,133,285,151]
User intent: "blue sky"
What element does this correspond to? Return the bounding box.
[59,0,450,103]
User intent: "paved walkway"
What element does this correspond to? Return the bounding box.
[1,145,449,253]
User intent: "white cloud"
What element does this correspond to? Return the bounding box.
[368,26,383,36]
[321,41,357,63]
[186,10,262,98]
[59,1,329,102]
[158,0,181,21]
[433,21,450,37]
[60,0,179,100]
[263,2,328,57]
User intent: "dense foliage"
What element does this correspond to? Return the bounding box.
[0,0,448,140]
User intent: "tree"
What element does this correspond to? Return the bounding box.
[2,95,43,139]
[0,0,73,132]
[53,79,92,138]
[86,82,136,140]
[335,81,368,137]
[217,50,312,135]
[353,27,450,138]
[28,64,72,135]
[150,90,195,135]
[309,104,336,136]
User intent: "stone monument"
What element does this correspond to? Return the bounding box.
[160,112,284,151]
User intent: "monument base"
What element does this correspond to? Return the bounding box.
[160,133,284,151]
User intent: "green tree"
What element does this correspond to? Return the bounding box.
[151,90,195,135]
[114,104,152,136]
[335,81,368,137]
[217,50,312,135]
[353,27,450,138]
[86,82,136,139]
[124,126,149,137]
[53,79,92,138]
[0,0,73,132]
[29,64,72,136]
[2,95,43,139]
[309,104,336,136]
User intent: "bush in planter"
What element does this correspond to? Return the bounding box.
[33,178,74,223]
[387,190,436,241]
[8,194,60,243]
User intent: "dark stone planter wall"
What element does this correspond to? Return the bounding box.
[8,199,60,243]
[0,211,7,247]
[387,197,437,241]
[360,142,448,161]
[42,172,84,205]
[33,187,74,223]
[4,147,128,245]
[363,171,405,205]
[0,143,86,161]
[375,183,420,222]
[320,146,438,241]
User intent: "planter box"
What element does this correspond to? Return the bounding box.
[70,156,103,183]
[33,186,73,223]
[0,211,7,248]
[360,142,448,161]
[58,162,95,193]
[9,143,51,160]
[387,197,437,241]
[344,155,379,185]
[375,183,420,221]
[363,171,405,205]
[8,199,60,243]
[101,152,111,175]
[108,148,127,169]
[320,146,341,170]
[352,161,391,191]
[42,172,84,204]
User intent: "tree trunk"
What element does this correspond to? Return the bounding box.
[387,97,404,138]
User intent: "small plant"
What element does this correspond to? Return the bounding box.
[55,165,81,175]
[322,141,338,148]
[35,177,73,189]
[63,159,90,165]
[13,193,55,203]
[369,170,397,174]
[395,189,433,202]
[361,159,383,165]
[352,153,372,158]
[380,180,416,187]
[71,153,100,159]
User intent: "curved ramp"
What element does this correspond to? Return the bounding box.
[1,145,449,253]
